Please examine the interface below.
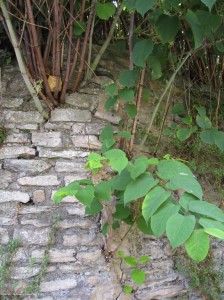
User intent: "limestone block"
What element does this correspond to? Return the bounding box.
[66,205,85,216]
[0,169,12,188]
[0,227,9,244]
[20,218,50,227]
[16,124,39,131]
[33,190,45,203]
[64,174,87,185]
[50,108,92,122]
[55,161,85,172]
[65,92,98,111]
[40,277,77,292]
[71,135,102,150]
[39,149,89,159]
[2,98,23,108]
[63,233,100,246]
[0,217,15,226]
[44,122,72,130]
[0,190,30,203]
[0,146,35,159]
[4,159,51,174]
[18,206,52,215]
[58,219,95,229]
[32,132,63,148]
[59,264,89,273]
[94,111,120,124]
[17,175,60,186]
[71,123,86,134]
[12,266,40,280]
[31,249,77,263]
[4,110,44,124]
[4,133,30,144]
[13,227,50,245]
[77,250,102,262]
[85,122,109,135]
[135,285,187,300]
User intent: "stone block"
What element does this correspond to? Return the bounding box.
[0,146,35,159]
[135,285,187,300]
[17,175,60,186]
[59,264,89,273]
[3,159,52,174]
[13,227,50,245]
[77,250,102,262]
[18,206,52,215]
[31,249,77,263]
[50,108,92,122]
[66,205,85,216]
[58,219,95,229]
[64,174,87,185]
[33,190,45,203]
[94,111,121,124]
[2,98,23,108]
[63,233,100,246]
[71,123,86,134]
[55,161,85,172]
[71,135,102,150]
[39,149,89,159]
[12,266,40,280]
[40,277,77,292]
[32,132,63,148]
[20,218,50,228]
[16,124,39,131]
[44,122,72,130]
[4,110,44,124]
[4,133,30,144]
[0,190,30,203]
[0,169,12,188]
[65,93,98,111]
[0,217,15,226]
[0,227,9,244]
[85,123,109,135]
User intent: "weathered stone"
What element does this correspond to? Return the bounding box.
[17,123,39,130]
[77,250,102,262]
[85,122,109,135]
[4,110,44,124]
[39,149,89,159]
[18,206,53,215]
[50,108,92,122]
[33,190,45,203]
[40,277,77,292]
[94,111,121,124]
[44,122,72,130]
[0,190,30,203]
[17,175,60,186]
[12,266,40,279]
[32,132,63,148]
[63,233,100,247]
[86,276,101,287]
[4,133,30,144]
[3,159,52,174]
[59,264,89,273]
[13,227,50,245]
[0,227,9,244]
[71,123,86,134]
[55,161,85,172]
[6,72,30,97]
[64,174,87,185]
[65,93,98,111]
[91,75,114,86]
[20,218,50,227]
[71,135,102,150]
[58,219,96,229]
[0,169,12,188]
[0,217,15,226]
[66,205,85,216]
[32,249,77,263]
[135,285,187,300]
[0,146,35,159]
[2,98,23,108]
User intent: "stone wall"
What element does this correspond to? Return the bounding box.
[0,66,223,300]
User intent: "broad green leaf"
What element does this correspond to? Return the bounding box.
[196,10,221,35]
[119,67,140,87]
[125,0,137,11]
[131,269,145,285]
[99,124,114,143]
[185,229,209,262]
[127,156,149,179]
[76,185,95,207]
[135,0,156,16]
[124,173,158,205]
[123,285,133,294]
[185,10,203,49]
[118,87,135,101]
[73,20,86,36]
[95,3,116,20]
[155,15,180,43]
[112,221,120,230]
[116,131,131,139]
[132,39,153,67]
[106,83,118,96]
[112,204,131,220]
[102,223,109,236]
[53,183,81,204]
[176,128,194,141]
[196,114,212,129]
[142,88,151,101]
[104,149,128,173]
[189,201,224,222]
[201,0,217,12]
[137,215,153,235]
[85,198,103,215]
[199,217,224,231]
[105,96,118,111]
[204,228,224,239]
[139,256,150,263]
[94,181,111,202]
[148,158,159,165]
[182,116,192,125]
[172,103,186,115]
[215,131,224,151]
[151,202,180,237]
[111,167,132,191]
[126,104,137,118]
[124,256,137,267]
[116,250,125,258]
[86,152,105,170]
[147,55,162,79]
[157,160,194,180]
[179,192,200,211]
[196,106,206,117]
[200,128,219,145]
[166,213,196,248]
[142,186,171,222]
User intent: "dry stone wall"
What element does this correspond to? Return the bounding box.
[0,66,223,300]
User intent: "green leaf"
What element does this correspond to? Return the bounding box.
[185,10,203,49]
[102,223,109,236]
[166,214,196,248]
[111,167,132,191]
[116,250,125,258]
[148,158,159,165]
[199,217,224,231]
[137,215,153,235]
[124,173,158,205]
[104,149,128,173]
[116,131,131,139]
[172,103,186,115]
[182,116,192,125]
[95,3,116,20]
[176,128,194,141]
[151,202,180,237]
[94,181,111,202]
[85,198,103,215]
[127,156,149,179]
[86,152,105,170]
[147,55,162,79]
[53,183,81,204]
[215,131,224,151]
[132,39,153,67]
[126,104,137,118]
[76,185,95,207]
[200,128,219,145]
[156,15,180,43]
[196,10,221,35]
[112,204,131,220]
[189,201,224,222]
[99,124,114,143]
[105,96,118,111]
[157,160,195,180]
[131,269,145,285]
[135,0,156,16]
[112,220,120,230]
[118,87,135,101]
[179,192,199,211]
[201,0,217,12]
[185,229,209,262]
[124,256,137,267]
[139,256,150,264]
[106,83,118,96]
[119,67,140,87]
[196,114,212,129]
[123,285,133,294]
[73,20,86,36]
[142,186,171,223]
[204,228,224,239]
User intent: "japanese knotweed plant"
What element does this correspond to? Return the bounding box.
[54,128,224,263]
